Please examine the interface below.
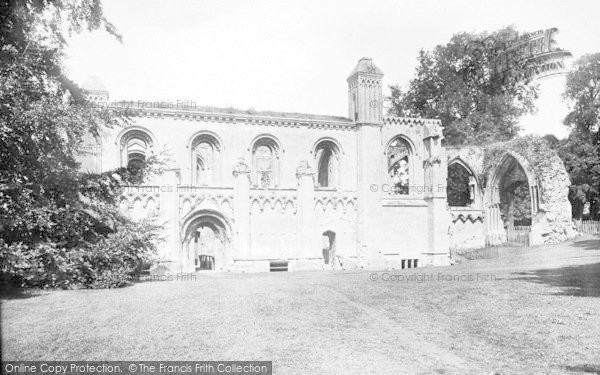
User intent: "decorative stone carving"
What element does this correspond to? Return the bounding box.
[314,195,358,214]
[295,160,314,177]
[250,194,297,214]
[423,122,443,139]
[232,158,251,178]
[179,193,234,217]
[423,156,442,168]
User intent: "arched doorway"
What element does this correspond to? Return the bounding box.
[485,153,538,246]
[181,210,232,272]
[321,231,336,266]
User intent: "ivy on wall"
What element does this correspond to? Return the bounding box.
[479,135,560,189]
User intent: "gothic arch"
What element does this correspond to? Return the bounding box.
[384,134,415,195]
[115,125,157,148]
[188,131,223,186]
[310,137,344,156]
[384,134,417,157]
[448,157,478,185]
[311,138,342,189]
[248,134,282,155]
[485,151,539,212]
[447,157,480,207]
[249,134,283,188]
[180,208,233,243]
[115,126,157,169]
[180,209,233,271]
[187,130,224,151]
[484,152,540,245]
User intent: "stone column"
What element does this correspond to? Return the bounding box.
[356,123,383,258]
[296,161,317,259]
[157,168,181,274]
[423,130,450,266]
[232,159,251,260]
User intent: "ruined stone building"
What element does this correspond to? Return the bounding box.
[80,58,575,273]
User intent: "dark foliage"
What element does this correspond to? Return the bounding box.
[1,0,161,290]
[387,26,538,146]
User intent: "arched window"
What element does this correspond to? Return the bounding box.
[386,137,411,195]
[126,137,147,174]
[190,133,221,186]
[447,162,475,207]
[118,128,154,176]
[252,137,280,188]
[314,140,341,189]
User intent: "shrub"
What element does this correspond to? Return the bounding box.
[0,219,159,290]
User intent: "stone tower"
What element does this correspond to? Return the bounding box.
[349,57,385,258]
[347,57,383,124]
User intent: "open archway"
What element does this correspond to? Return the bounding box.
[180,210,232,272]
[485,153,539,246]
[321,230,336,265]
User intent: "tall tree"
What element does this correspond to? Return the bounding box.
[1,0,159,289]
[557,53,600,219]
[388,27,538,146]
[563,53,600,136]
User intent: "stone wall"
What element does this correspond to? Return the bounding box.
[534,152,576,243]
[449,137,576,249]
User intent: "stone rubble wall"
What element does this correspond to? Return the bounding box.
[449,138,576,249]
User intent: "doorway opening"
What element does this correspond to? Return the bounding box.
[322,231,336,265]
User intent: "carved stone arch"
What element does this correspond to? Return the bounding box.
[448,157,478,185]
[187,130,224,151]
[249,134,283,188]
[346,199,356,212]
[188,131,223,186]
[384,133,416,155]
[315,200,325,212]
[181,198,192,215]
[312,137,343,189]
[250,196,268,213]
[484,151,540,246]
[180,208,233,243]
[221,197,233,208]
[115,126,157,168]
[180,208,233,272]
[283,199,296,214]
[485,151,539,210]
[249,134,283,156]
[324,198,336,213]
[273,198,285,213]
[311,137,344,156]
[250,198,260,213]
[115,125,157,148]
[384,134,416,195]
[448,157,481,208]
[488,152,538,193]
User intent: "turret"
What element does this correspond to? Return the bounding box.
[347,57,383,124]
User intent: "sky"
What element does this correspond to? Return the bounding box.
[64,0,600,139]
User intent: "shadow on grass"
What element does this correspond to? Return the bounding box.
[514,262,600,297]
[0,288,48,300]
[571,235,600,251]
[564,364,600,374]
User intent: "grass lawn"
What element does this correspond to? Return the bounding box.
[2,236,600,374]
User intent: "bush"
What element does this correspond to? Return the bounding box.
[0,219,159,290]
